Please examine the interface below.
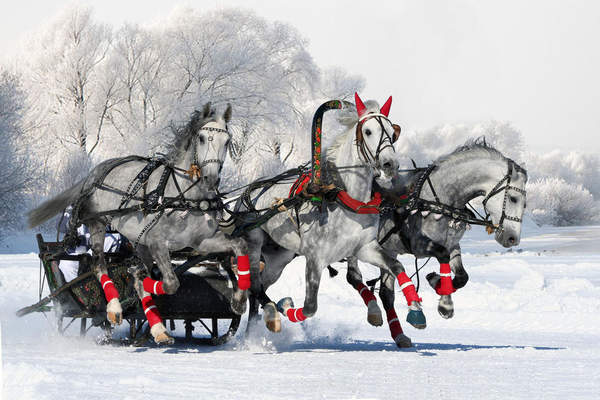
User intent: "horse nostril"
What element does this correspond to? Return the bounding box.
[383,161,392,169]
[508,236,516,244]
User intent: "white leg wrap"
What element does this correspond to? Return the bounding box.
[150,322,167,338]
[106,298,122,314]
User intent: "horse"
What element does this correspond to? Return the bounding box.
[342,140,528,346]
[28,103,251,344]
[236,94,422,347]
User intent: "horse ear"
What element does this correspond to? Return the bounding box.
[354,92,367,118]
[392,124,401,143]
[380,96,392,117]
[223,103,232,123]
[202,102,212,118]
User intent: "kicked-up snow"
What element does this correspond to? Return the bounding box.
[1,223,600,399]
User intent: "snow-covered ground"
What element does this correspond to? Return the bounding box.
[1,223,599,399]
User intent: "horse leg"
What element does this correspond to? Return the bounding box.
[346,256,382,327]
[88,221,122,325]
[195,232,250,316]
[259,247,296,332]
[133,244,173,344]
[357,242,426,329]
[424,244,456,319]
[277,258,323,323]
[379,271,412,348]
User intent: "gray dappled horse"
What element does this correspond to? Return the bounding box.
[250,140,527,347]
[28,103,250,344]
[344,141,528,346]
[238,94,424,347]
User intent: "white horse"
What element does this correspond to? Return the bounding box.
[237,94,421,347]
[29,104,251,344]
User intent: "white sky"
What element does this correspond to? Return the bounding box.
[1,0,599,154]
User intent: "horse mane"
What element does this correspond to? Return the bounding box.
[165,106,216,163]
[436,136,527,175]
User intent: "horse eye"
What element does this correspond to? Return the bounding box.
[365,129,372,136]
[510,196,518,204]
[199,135,206,144]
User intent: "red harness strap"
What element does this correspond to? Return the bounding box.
[435,263,456,295]
[336,191,382,214]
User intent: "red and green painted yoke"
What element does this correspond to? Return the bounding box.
[310,100,354,193]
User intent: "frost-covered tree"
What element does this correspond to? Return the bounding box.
[397,121,525,168]
[19,5,364,194]
[0,71,34,241]
[527,178,599,226]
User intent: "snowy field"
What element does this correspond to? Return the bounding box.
[1,222,599,399]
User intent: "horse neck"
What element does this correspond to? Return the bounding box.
[330,128,374,202]
[423,153,508,208]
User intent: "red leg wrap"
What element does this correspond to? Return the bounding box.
[100,274,119,303]
[286,308,307,323]
[141,296,162,327]
[397,272,422,305]
[386,308,404,338]
[143,277,166,295]
[436,263,456,295]
[356,283,376,306]
[237,255,251,290]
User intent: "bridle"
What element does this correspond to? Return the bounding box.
[481,159,527,233]
[355,113,400,167]
[188,124,231,179]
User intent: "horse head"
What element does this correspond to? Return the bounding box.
[482,160,528,247]
[354,92,399,181]
[184,102,232,188]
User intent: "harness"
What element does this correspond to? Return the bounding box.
[63,125,227,249]
[379,158,527,246]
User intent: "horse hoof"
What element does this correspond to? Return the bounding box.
[107,311,122,325]
[276,297,294,314]
[393,333,413,348]
[231,290,248,315]
[367,300,383,327]
[438,295,454,319]
[154,332,175,345]
[407,303,426,329]
[263,302,281,333]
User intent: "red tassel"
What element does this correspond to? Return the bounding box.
[100,274,119,302]
[356,283,376,306]
[141,296,162,327]
[286,308,307,323]
[436,263,456,295]
[237,255,251,290]
[397,272,422,305]
[143,277,166,295]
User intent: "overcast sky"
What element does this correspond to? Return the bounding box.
[1,0,599,154]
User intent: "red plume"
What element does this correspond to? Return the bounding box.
[380,96,392,117]
[354,92,367,118]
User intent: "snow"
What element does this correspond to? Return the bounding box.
[2,225,600,399]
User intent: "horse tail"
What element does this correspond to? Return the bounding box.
[27,180,86,228]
